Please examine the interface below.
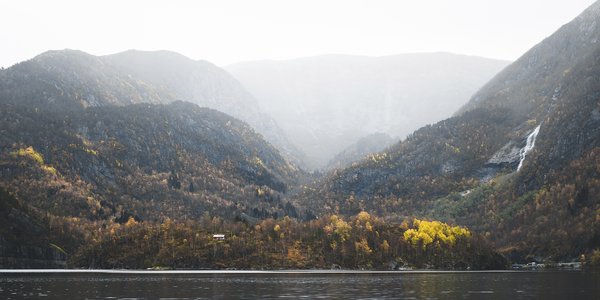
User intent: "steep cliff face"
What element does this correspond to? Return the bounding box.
[298,1,600,260]
[455,0,600,192]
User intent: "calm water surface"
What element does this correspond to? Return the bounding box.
[1,270,599,299]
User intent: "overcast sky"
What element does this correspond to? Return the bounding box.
[0,0,596,68]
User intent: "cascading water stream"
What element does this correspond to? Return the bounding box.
[517,125,541,171]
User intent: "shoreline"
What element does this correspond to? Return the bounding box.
[0,269,546,275]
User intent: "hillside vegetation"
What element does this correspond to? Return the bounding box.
[295,1,600,262]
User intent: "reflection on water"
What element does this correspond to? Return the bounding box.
[1,270,599,299]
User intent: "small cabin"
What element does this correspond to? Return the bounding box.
[212,234,225,240]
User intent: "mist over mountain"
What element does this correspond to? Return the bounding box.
[325,132,395,170]
[106,50,307,166]
[297,1,600,261]
[0,48,508,269]
[0,49,305,219]
[2,1,600,270]
[227,53,509,169]
[0,49,305,166]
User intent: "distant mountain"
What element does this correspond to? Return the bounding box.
[325,132,395,170]
[227,53,509,169]
[106,50,307,166]
[0,49,162,109]
[0,49,305,167]
[297,1,600,261]
[0,101,299,222]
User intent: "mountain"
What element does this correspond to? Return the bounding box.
[0,49,507,269]
[296,1,600,261]
[325,132,395,170]
[227,53,510,169]
[0,49,162,109]
[0,100,299,222]
[0,49,305,167]
[0,50,307,267]
[106,50,307,166]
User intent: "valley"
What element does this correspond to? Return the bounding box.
[1,1,600,271]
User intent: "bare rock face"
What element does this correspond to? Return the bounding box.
[487,141,522,167]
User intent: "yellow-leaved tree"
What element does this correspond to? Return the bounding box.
[403,219,470,250]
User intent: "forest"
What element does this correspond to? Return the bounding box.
[62,210,507,270]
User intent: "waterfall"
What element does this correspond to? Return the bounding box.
[517,125,541,171]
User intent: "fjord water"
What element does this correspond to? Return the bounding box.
[1,270,599,299]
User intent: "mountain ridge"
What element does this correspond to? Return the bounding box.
[0,49,307,168]
[295,1,600,260]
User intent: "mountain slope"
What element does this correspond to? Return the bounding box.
[0,49,164,109]
[0,49,305,167]
[106,50,306,166]
[297,1,600,260]
[0,100,299,222]
[227,53,509,168]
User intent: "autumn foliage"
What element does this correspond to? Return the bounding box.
[66,212,505,270]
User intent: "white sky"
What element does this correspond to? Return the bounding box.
[0,0,596,68]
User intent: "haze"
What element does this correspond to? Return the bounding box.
[227,53,510,168]
[0,0,595,68]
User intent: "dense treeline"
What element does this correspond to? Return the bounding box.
[69,212,506,270]
[0,183,506,269]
